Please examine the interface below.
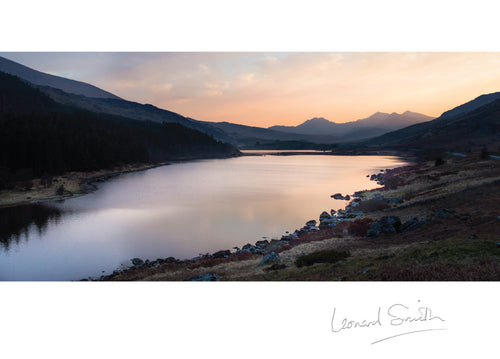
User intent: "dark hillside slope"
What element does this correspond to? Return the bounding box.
[0,56,121,100]
[440,92,500,119]
[40,86,232,143]
[0,71,238,188]
[362,97,500,151]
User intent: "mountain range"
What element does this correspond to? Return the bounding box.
[0,56,436,146]
[0,55,499,154]
[269,111,434,137]
[360,93,500,151]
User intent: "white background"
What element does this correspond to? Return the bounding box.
[1,1,499,358]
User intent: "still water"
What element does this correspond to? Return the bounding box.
[0,155,407,280]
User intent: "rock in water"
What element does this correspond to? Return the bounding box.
[257,252,280,267]
[331,193,351,200]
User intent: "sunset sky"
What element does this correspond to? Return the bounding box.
[2,52,500,127]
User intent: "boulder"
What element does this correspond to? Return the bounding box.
[240,244,264,254]
[212,250,231,259]
[433,208,458,219]
[305,219,317,227]
[257,252,280,267]
[131,258,144,267]
[331,193,350,200]
[281,232,299,241]
[353,191,365,198]
[255,240,270,249]
[401,217,432,232]
[320,211,332,220]
[319,216,338,227]
[386,197,403,204]
[401,216,419,232]
[366,216,402,238]
[186,273,220,281]
[336,209,347,218]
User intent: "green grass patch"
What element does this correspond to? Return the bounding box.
[393,238,500,264]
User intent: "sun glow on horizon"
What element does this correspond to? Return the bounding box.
[1,52,500,127]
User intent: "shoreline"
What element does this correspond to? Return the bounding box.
[0,151,409,209]
[0,162,170,208]
[96,157,411,281]
[99,151,500,281]
[0,152,242,209]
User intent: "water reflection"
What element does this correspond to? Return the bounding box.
[0,203,63,250]
[0,155,408,280]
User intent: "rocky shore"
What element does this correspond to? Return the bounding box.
[100,150,500,281]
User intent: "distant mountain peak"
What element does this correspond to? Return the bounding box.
[268,110,434,139]
[304,117,331,124]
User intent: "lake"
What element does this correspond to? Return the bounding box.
[0,155,407,280]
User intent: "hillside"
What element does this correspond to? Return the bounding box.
[0,56,121,100]
[361,94,500,152]
[440,92,500,119]
[40,86,232,143]
[0,71,239,189]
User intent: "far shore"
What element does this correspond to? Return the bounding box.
[0,150,411,209]
[0,162,169,208]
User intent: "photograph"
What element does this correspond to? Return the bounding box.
[0,52,498,282]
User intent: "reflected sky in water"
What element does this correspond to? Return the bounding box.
[0,155,407,280]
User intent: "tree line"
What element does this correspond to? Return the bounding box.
[0,71,238,189]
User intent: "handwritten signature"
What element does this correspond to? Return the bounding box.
[331,301,446,345]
